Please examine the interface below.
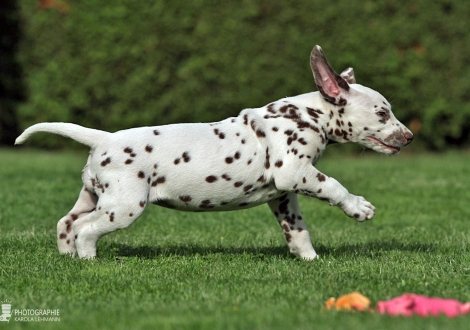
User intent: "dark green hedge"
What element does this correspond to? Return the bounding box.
[13,0,470,149]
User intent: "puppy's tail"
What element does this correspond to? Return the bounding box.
[15,122,109,148]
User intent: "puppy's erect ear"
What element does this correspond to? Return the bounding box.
[310,45,350,105]
[340,67,356,84]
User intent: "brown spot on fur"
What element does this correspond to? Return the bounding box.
[101,157,111,167]
[265,147,270,169]
[125,159,133,164]
[225,157,234,164]
[65,220,72,233]
[279,199,290,214]
[282,223,291,233]
[267,103,276,113]
[316,173,326,182]
[145,145,153,152]
[151,176,166,187]
[243,184,253,192]
[234,152,241,160]
[206,175,218,183]
[275,160,283,168]
[284,232,292,243]
[139,201,146,208]
[199,199,215,209]
[179,195,192,202]
[59,233,67,239]
[138,171,145,179]
[153,130,160,135]
[234,181,243,188]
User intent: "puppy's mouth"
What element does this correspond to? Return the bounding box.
[366,136,401,154]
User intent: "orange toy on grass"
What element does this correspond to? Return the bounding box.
[325,292,371,311]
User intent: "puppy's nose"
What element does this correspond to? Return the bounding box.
[404,131,413,145]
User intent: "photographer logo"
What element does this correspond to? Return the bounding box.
[0,300,60,323]
[0,301,12,322]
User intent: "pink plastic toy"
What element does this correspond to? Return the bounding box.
[376,294,470,317]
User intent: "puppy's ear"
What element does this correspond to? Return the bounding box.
[310,46,349,104]
[340,67,356,84]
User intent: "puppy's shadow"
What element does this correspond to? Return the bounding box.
[104,239,437,260]
[105,243,288,259]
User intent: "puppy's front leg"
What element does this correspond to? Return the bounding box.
[276,165,376,221]
[268,193,318,260]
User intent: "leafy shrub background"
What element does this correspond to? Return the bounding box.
[9,0,470,149]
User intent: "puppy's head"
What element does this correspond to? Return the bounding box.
[310,45,413,155]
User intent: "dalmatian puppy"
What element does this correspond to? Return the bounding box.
[15,45,413,259]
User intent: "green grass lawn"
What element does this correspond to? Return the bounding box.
[1,148,469,329]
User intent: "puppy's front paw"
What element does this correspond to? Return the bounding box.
[340,195,375,221]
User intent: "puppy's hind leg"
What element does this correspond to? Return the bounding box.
[72,189,149,259]
[57,187,97,255]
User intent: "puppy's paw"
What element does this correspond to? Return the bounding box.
[340,195,375,222]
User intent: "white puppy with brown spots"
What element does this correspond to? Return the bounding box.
[16,46,413,259]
